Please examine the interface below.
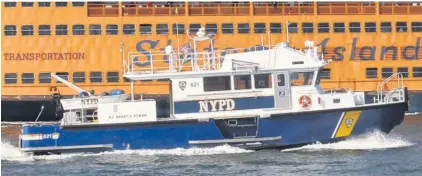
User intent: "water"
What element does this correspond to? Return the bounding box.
[2,117,422,176]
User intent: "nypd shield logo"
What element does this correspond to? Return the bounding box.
[179,81,187,91]
[345,118,353,128]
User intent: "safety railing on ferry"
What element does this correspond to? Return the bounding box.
[253,2,314,16]
[87,3,119,17]
[376,72,405,103]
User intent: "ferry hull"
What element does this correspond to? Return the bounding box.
[19,102,406,154]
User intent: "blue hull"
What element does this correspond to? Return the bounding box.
[20,103,407,154]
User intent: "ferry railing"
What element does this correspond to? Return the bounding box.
[379,2,422,15]
[376,72,404,103]
[87,3,119,17]
[122,4,186,16]
[253,2,314,16]
[317,2,376,15]
[188,3,250,16]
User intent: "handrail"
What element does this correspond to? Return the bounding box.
[376,72,404,103]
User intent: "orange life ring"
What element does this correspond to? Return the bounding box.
[299,95,312,108]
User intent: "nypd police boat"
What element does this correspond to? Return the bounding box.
[19,29,409,155]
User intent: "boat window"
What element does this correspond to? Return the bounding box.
[4,2,16,7]
[290,72,314,86]
[349,22,360,33]
[38,73,51,84]
[333,22,345,33]
[55,72,68,83]
[333,99,341,104]
[21,25,34,36]
[203,76,231,92]
[206,24,218,34]
[398,67,409,78]
[172,24,185,34]
[22,73,34,84]
[288,22,298,33]
[411,22,422,32]
[38,25,51,35]
[254,74,272,89]
[55,2,67,7]
[106,24,118,35]
[238,23,250,34]
[302,22,313,33]
[90,72,103,83]
[123,24,135,35]
[270,23,282,33]
[381,22,392,32]
[4,25,17,36]
[189,23,201,33]
[89,24,102,35]
[38,2,50,7]
[73,72,86,83]
[56,25,68,35]
[21,2,33,7]
[107,72,119,82]
[234,75,252,90]
[413,67,422,77]
[366,68,378,78]
[254,23,266,33]
[365,22,376,32]
[321,68,331,79]
[139,24,152,34]
[318,23,329,33]
[277,74,285,87]
[72,2,85,7]
[222,23,234,34]
[396,22,407,32]
[4,73,17,84]
[156,24,169,34]
[381,68,393,78]
[72,25,85,35]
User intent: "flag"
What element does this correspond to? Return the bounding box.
[180,43,191,53]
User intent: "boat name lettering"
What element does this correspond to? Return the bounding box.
[199,99,235,112]
[108,114,147,119]
[3,52,85,61]
[42,134,53,139]
[190,82,199,87]
[81,99,98,105]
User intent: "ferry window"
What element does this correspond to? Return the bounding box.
[4,25,17,36]
[107,72,119,82]
[38,25,51,35]
[73,72,85,83]
[72,2,85,7]
[254,74,272,89]
[123,24,135,35]
[234,75,251,90]
[288,23,298,33]
[290,72,314,86]
[318,23,329,33]
[349,22,361,33]
[238,23,250,34]
[333,23,345,33]
[365,22,376,33]
[38,73,51,84]
[189,23,201,33]
[139,24,152,34]
[89,24,102,35]
[22,73,34,84]
[277,74,285,87]
[366,68,378,78]
[254,23,266,33]
[156,24,169,34]
[55,72,68,83]
[72,25,85,35]
[38,2,50,7]
[398,67,409,78]
[21,25,34,36]
[381,22,392,32]
[4,2,16,7]
[302,23,313,33]
[56,25,68,35]
[222,23,234,34]
[21,2,34,7]
[90,72,103,83]
[106,24,118,35]
[206,24,218,34]
[55,2,67,7]
[381,68,393,78]
[270,23,282,33]
[413,67,422,77]
[203,76,231,92]
[396,22,407,32]
[411,22,422,32]
[172,24,185,34]
[321,69,331,79]
[4,73,17,84]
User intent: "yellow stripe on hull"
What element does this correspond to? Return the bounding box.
[335,111,362,138]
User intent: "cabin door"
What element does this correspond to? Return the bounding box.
[273,72,291,109]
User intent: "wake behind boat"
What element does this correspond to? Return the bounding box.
[19,30,408,155]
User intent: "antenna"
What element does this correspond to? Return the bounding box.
[175,7,180,69]
[286,20,290,44]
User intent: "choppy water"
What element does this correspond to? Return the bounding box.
[2,117,422,176]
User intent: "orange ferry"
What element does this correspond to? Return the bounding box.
[2,1,422,121]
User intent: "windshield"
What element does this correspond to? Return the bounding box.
[290,71,314,86]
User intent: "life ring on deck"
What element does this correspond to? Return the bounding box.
[299,95,312,108]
